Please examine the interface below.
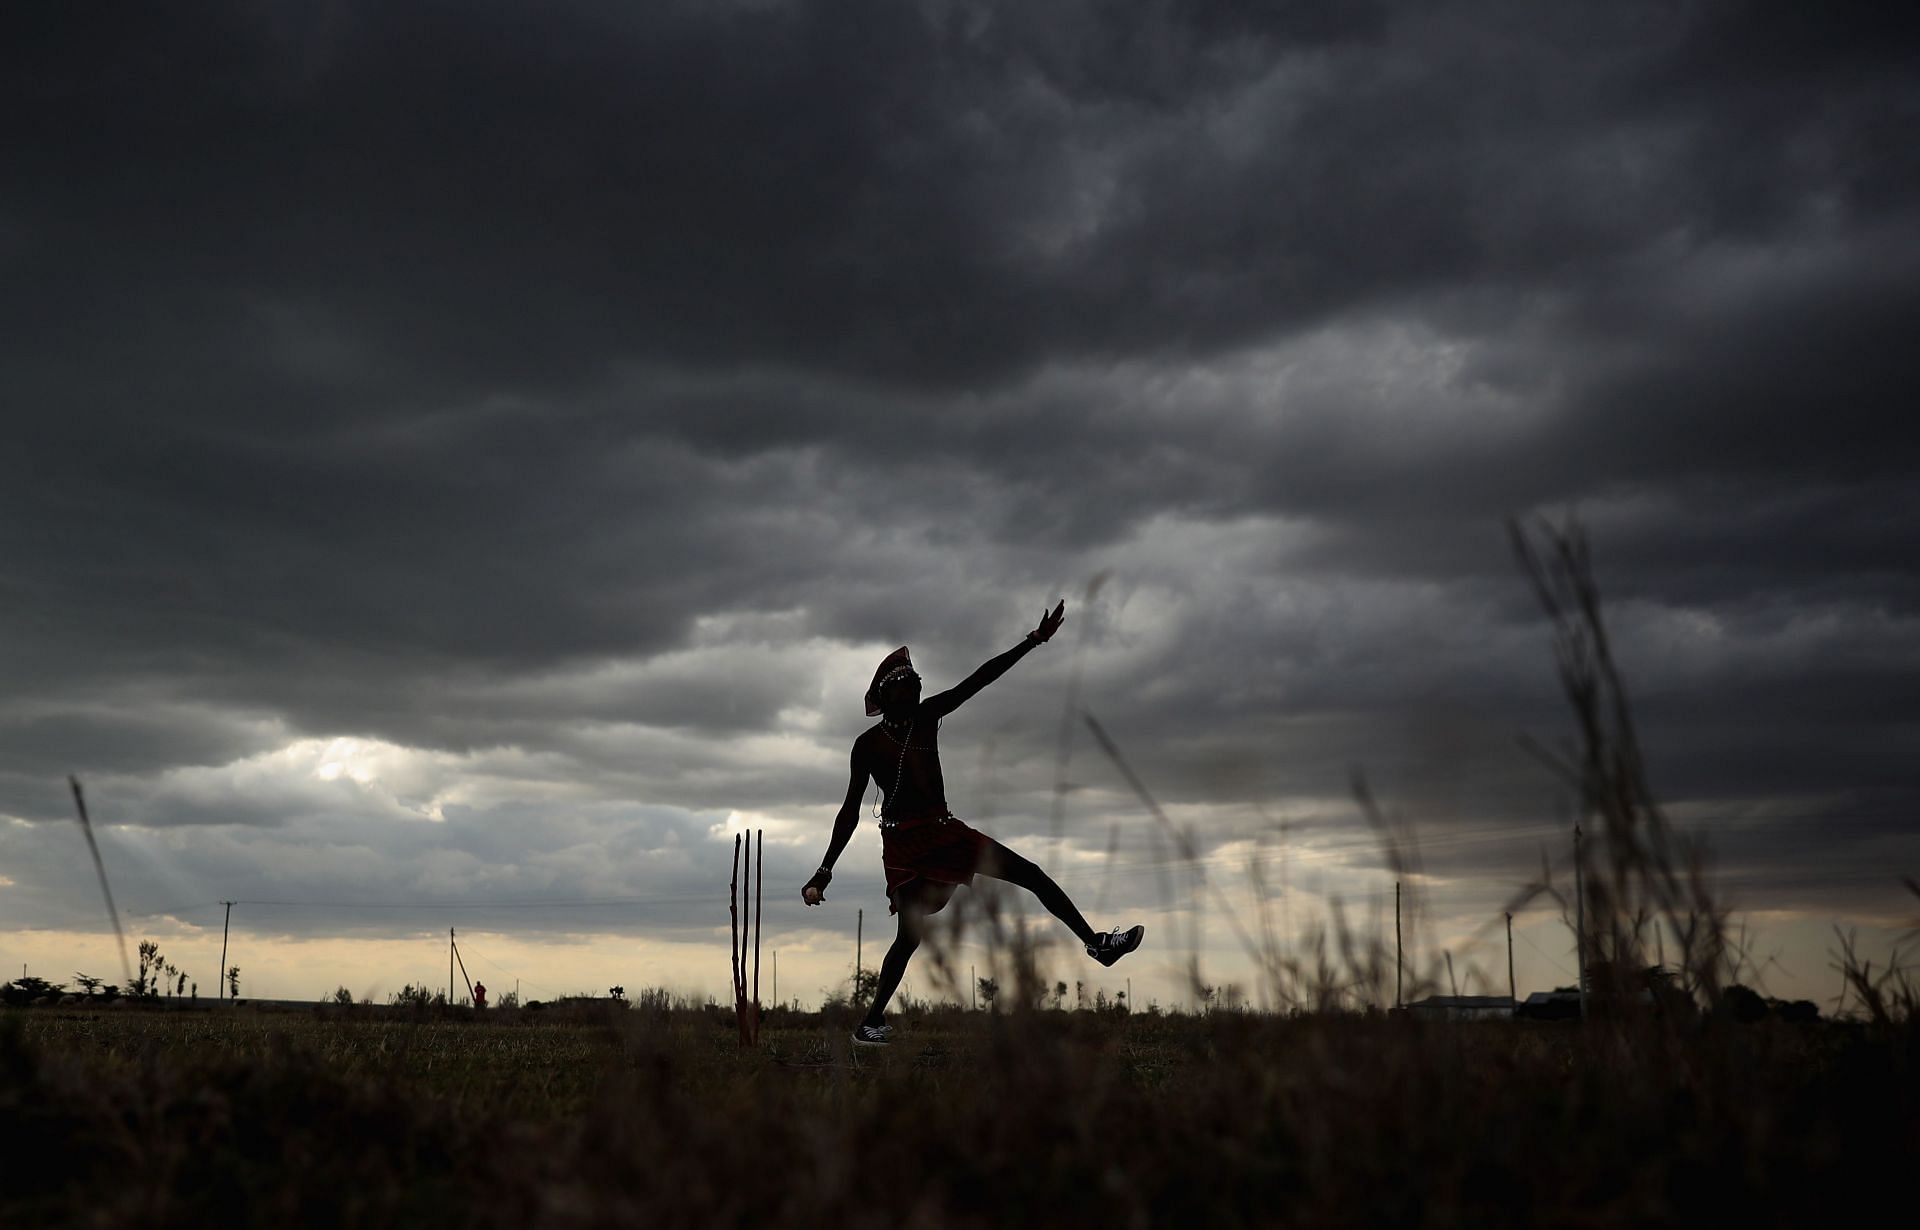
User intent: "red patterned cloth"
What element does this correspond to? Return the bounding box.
[882,814,994,915]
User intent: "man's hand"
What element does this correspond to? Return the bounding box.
[1029,600,1066,644]
[801,866,832,905]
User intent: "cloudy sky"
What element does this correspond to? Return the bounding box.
[4,1,1915,1009]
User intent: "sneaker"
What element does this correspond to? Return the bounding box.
[851,1022,893,1047]
[1087,924,1145,967]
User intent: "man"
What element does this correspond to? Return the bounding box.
[803,601,1144,1046]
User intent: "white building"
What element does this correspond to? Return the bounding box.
[1405,995,1516,1022]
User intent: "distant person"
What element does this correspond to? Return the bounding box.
[473,982,487,1009]
[803,602,1144,1047]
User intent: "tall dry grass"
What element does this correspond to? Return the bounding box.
[928,517,1812,1020]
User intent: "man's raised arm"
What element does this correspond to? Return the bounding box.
[921,601,1066,720]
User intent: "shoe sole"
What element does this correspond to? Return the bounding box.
[851,1032,891,1048]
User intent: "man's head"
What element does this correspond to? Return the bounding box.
[879,665,921,717]
[864,647,918,717]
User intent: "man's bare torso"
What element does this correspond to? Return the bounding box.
[855,718,949,820]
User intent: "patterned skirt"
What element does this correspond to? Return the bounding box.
[881,814,994,915]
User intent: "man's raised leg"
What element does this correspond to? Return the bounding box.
[976,839,1099,947]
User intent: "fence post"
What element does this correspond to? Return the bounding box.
[1575,825,1588,1021]
[1394,881,1403,1009]
[219,901,233,1003]
[1506,912,1516,1006]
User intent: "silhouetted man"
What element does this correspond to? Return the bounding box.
[803,602,1144,1046]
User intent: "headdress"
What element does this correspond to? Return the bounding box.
[864,646,913,716]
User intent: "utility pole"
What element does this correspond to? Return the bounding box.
[1574,825,1588,1021]
[1394,880,1403,1009]
[450,927,455,1005]
[772,951,778,1007]
[1506,911,1516,1005]
[970,964,976,1010]
[730,833,743,1037]
[856,908,863,990]
[753,828,764,1032]
[218,902,234,1003]
[752,828,760,1020]
[451,934,474,1004]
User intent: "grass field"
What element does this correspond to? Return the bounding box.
[3,999,1915,1228]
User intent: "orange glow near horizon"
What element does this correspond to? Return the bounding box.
[3,902,1906,1013]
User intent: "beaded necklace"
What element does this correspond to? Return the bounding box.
[873,718,914,819]
[871,714,942,820]
[877,720,936,749]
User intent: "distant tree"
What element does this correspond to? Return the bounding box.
[226,965,241,1000]
[1053,981,1068,1009]
[3,976,65,1005]
[389,983,449,1008]
[175,970,189,998]
[976,976,998,1009]
[609,985,627,1002]
[135,941,163,998]
[1775,999,1820,1024]
[190,981,197,1001]
[329,986,355,1006]
[499,989,520,1009]
[390,983,435,1008]
[636,987,679,1012]
[74,973,103,997]
[1719,983,1768,1024]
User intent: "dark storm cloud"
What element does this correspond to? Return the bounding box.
[9,0,1898,410]
[2,0,1916,953]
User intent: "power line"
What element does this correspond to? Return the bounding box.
[132,893,712,916]
[1517,927,1576,978]
[130,901,229,919]
[1043,817,1576,886]
[456,938,561,1000]
[1046,808,1920,889]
